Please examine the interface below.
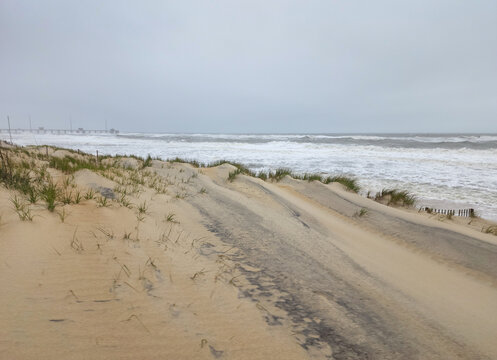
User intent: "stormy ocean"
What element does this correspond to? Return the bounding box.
[3,132,497,220]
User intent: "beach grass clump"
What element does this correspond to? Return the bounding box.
[165,212,178,223]
[73,190,82,204]
[27,188,39,204]
[268,168,293,182]
[256,172,268,181]
[142,154,153,168]
[169,157,202,168]
[354,207,368,217]
[0,147,35,195]
[60,189,73,205]
[228,168,242,182]
[252,169,360,191]
[11,195,24,212]
[222,161,254,176]
[483,225,497,236]
[40,181,59,212]
[168,157,258,177]
[118,194,132,208]
[49,154,107,174]
[302,173,323,182]
[137,201,148,214]
[62,175,75,189]
[96,196,110,207]
[375,188,416,207]
[84,188,96,200]
[97,196,110,207]
[323,175,360,193]
[10,195,34,221]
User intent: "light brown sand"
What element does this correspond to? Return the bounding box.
[1,145,497,359]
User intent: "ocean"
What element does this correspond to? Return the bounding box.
[3,132,497,221]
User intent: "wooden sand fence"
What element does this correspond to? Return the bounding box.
[420,207,475,217]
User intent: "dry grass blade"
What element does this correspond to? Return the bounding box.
[57,208,68,223]
[122,314,150,333]
[70,226,84,252]
[97,226,114,239]
[191,268,206,280]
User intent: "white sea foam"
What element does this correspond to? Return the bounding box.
[3,132,497,221]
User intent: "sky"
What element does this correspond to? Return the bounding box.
[1,1,496,133]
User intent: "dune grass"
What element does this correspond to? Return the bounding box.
[354,208,368,217]
[164,155,361,191]
[142,154,153,168]
[228,168,242,182]
[137,201,149,214]
[40,181,58,211]
[57,208,68,223]
[375,188,416,207]
[483,225,497,236]
[0,147,34,195]
[84,188,96,200]
[118,194,132,208]
[267,168,293,182]
[302,173,323,182]
[49,154,107,174]
[96,196,110,207]
[165,212,178,223]
[323,176,360,192]
[10,195,34,221]
[1,143,369,219]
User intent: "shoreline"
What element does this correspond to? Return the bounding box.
[3,131,496,222]
[1,139,493,220]
[3,134,497,221]
[1,142,497,359]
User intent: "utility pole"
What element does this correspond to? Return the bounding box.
[7,116,13,143]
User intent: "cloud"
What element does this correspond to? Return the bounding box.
[1,0,496,132]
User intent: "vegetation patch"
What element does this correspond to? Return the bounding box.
[374,188,416,207]
[483,225,497,236]
[40,181,59,212]
[49,155,107,174]
[322,175,360,192]
[228,168,242,182]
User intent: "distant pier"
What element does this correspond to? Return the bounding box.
[0,127,119,135]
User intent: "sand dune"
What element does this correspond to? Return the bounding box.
[1,145,497,359]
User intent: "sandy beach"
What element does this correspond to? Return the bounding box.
[1,143,497,360]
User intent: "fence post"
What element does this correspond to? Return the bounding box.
[7,116,13,144]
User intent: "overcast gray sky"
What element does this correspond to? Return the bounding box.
[1,1,496,133]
